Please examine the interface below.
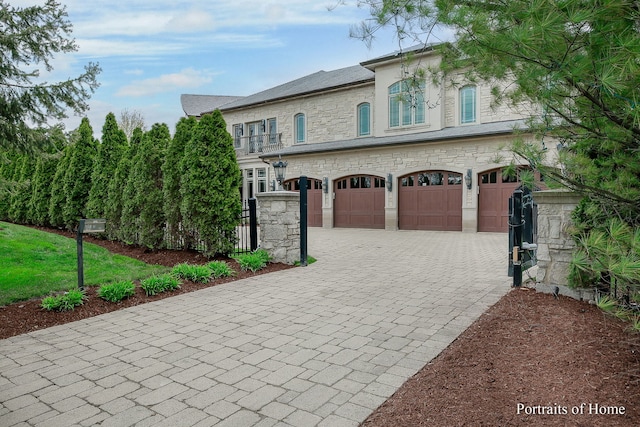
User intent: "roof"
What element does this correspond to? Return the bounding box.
[360,43,437,69]
[215,65,375,112]
[261,120,528,158]
[180,94,244,117]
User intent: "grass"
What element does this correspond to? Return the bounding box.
[0,221,168,306]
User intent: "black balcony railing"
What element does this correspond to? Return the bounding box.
[234,133,283,156]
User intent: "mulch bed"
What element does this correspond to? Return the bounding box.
[362,288,640,426]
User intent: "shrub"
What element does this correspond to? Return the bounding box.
[41,289,86,311]
[98,280,135,302]
[235,251,268,272]
[207,261,236,279]
[171,263,212,283]
[141,274,181,296]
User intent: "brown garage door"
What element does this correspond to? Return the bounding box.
[478,168,522,232]
[334,175,385,229]
[284,178,323,227]
[398,171,463,231]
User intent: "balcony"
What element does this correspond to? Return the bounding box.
[234,133,283,157]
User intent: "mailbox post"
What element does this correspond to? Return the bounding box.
[77,219,106,290]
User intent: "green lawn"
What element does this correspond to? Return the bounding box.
[0,222,169,306]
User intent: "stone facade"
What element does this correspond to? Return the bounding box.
[256,191,300,265]
[533,190,595,301]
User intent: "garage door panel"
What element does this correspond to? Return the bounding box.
[334,175,385,229]
[284,178,323,227]
[478,168,525,232]
[399,171,462,231]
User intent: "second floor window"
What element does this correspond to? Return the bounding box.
[389,80,426,128]
[267,118,277,144]
[357,103,371,136]
[295,113,305,143]
[460,85,477,124]
[232,124,243,148]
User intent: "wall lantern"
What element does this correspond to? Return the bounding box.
[465,168,473,190]
[386,173,393,192]
[323,177,329,194]
[272,156,288,190]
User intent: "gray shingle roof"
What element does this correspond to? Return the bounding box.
[180,94,244,117]
[261,119,528,158]
[216,65,375,112]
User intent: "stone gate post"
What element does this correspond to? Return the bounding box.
[256,192,300,265]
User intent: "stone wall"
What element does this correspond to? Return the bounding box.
[256,191,300,265]
[533,189,595,301]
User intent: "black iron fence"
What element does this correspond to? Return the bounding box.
[236,198,259,254]
[163,198,258,256]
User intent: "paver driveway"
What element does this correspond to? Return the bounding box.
[0,228,509,427]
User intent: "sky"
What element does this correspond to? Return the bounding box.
[13,0,450,137]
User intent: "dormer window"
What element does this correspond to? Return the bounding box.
[357,103,371,136]
[460,85,477,124]
[294,113,305,143]
[389,80,426,128]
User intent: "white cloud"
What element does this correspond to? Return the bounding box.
[115,68,215,97]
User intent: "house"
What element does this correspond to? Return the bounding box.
[181,44,546,232]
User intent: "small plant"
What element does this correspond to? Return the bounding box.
[141,274,181,296]
[253,249,271,263]
[41,289,86,312]
[207,261,236,279]
[98,280,135,302]
[596,295,617,313]
[171,263,212,283]
[235,251,268,272]
[294,255,317,266]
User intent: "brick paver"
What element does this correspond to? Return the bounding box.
[0,228,508,426]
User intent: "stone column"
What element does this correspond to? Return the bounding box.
[256,191,300,265]
[534,189,594,300]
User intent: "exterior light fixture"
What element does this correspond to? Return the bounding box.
[386,173,393,192]
[323,177,329,194]
[272,156,287,190]
[465,169,473,190]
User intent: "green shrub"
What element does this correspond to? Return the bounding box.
[234,251,268,272]
[253,249,271,263]
[207,261,236,279]
[171,263,212,283]
[98,280,135,302]
[41,289,86,311]
[141,274,181,296]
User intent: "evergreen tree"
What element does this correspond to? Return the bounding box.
[0,1,100,151]
[86,112,127,218]
[163,117,197,247]
[0,151,20,221]
[62,118,96,230]
[30,153,60,226]
[122,123,170,248]
[8,154,35,224]
[180,110,242,256]
[109,128,143,242]
[49,144,73,228]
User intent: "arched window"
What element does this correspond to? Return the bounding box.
[294,113,305,143]
[388,80,426,128]
[460,85,477,124]
[357,103,370,136]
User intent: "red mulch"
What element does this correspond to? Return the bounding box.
[362,288,640,426]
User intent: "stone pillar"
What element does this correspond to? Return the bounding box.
[534,189,594,300]
[256,191,300,265]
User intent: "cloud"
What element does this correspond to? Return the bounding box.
[115,68,215,97]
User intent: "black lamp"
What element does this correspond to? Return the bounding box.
[272,156,287,190]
